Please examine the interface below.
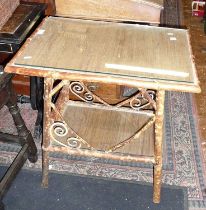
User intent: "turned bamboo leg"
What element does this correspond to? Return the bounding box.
[153,90,165,203]
[42,78,53,188]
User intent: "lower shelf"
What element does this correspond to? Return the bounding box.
[51,101,155,159]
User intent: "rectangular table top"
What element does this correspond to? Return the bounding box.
[5,16,200,93]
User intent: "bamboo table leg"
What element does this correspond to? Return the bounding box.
[42,78,53,188]
[153,90,165,203]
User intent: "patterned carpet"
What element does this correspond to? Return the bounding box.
[0,92,206,209]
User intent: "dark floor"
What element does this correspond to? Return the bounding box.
[0,167,188,210]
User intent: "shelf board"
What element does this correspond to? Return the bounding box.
[52,101,155,158]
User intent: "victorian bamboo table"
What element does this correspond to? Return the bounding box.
[5,16,200,203]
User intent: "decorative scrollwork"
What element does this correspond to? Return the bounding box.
[130,98,142,109]
[50,121,82,149]
[147,90,156,100]
[129,90,156,111]
[130,90,156,111]
[116,89,156,111]
[50,122,68,138]
[84,92,94,102]
[130,99,148,110]
[70,82,94,103]
[71,82,84,94]
[67,81,156,111]
[67,137,81,149]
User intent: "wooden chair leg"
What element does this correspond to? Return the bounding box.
[0,144,29,199]
[6,81,37,163]
[7,103,37,163]
[0,75,38,207]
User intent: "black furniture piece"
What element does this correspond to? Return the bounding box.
[0,2,46,56]
[0,2,46,138]
[0,4,45,209]
[0,70,38,210]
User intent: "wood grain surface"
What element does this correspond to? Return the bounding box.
[55,0,163,24]
[61,102,154,156]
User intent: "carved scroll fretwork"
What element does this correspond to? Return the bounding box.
[49,103,95,150]
[116,89,156,111]
[49,121,82,149]
[130,90,156,111]
[68,81,156,111]
[69,81,109,105]
[48,80,156,152]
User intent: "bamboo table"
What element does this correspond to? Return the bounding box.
[5,16,200,203]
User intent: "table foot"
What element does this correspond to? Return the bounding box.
[42,150,49,188]
[153,164,162,203]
